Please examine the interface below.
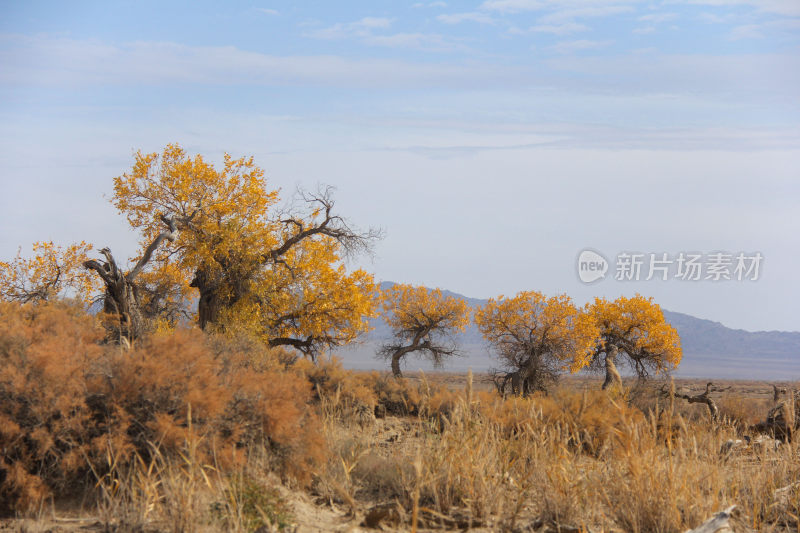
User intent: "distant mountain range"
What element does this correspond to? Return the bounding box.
[336,282,800,380]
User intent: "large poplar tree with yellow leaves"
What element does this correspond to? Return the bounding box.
[100,144,380,356]
[0,144,379,355]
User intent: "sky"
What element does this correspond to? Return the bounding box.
[1,0,798,331]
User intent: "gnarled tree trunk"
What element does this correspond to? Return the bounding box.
[387,341,433,378]
[84,216,176,343]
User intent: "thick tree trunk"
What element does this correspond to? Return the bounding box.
[391,352,403,378]
[385,336,432,378]
[190,266,251,331]
[510,371,523,396]
[84,216,176,344]
[602,345,623,391]
[191,270,222,330]
[85,248,147,342]
[102,279,145,342]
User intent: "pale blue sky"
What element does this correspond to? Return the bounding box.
[1,0,798,331]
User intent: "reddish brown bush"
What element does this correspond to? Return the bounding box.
[0,301,105,513]
[0,302,326,514]
[364,373,423,416]
[297,357,377,418]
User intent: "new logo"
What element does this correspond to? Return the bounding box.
[577,249,608,283]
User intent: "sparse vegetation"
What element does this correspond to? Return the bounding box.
[2,300,798,531]
[0,146,796,532]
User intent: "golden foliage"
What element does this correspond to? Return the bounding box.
[113,144,278,286]
[0,241,99,305]
[219,245,378,353]
[474,291,599,375]
[380,284,470,374]
[586,294,682,375]
[381,284,469,336]
[111,143,377,354]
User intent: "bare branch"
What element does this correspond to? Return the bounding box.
[266,186,382,264]
[127,215,177,282]
[83,260,114,285]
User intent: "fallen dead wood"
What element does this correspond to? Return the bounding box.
[663,382,730,423]
[685,505,739,533]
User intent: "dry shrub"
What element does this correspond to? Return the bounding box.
[297,356,377,421]
[210,472,294,532]
[542,389,647,457]
[365,373,422,416]
[477,388,645,457]
[351,451,407,500]
[97,330,326,485]
[0,301,105,513]
[0,301,327,514]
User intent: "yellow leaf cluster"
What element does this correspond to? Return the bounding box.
[474,291,599,373]
[381,284,470,337]
[219,255,378,350]
[0,241,99,305]
[585,294,682,372]
[113,143,279,283]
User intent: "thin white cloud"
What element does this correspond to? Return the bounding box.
[730,18,800,39]
[413,1,447,7]
[638,12,677,23]
[303,16,462,51]
[437,12,495,24]
[256,8,279,16]
[0,35,496,88]
[2,35,797,102]
[546,52,800,100]
[481,0,640,14]
[698,12,740,24]
[306,17,393,40]
[530,22,589,34]
[538,6,635,24]
[633,26,656,34]
[480,0,544,12]
[668,0,800,17]
[550,39,612,54]
[363,32,465,52]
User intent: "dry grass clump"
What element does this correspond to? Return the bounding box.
[0,301,326,516]
[367,372,424,417]
[716,392,772,429]
[317,374,800,532]
[297,356,378,422]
